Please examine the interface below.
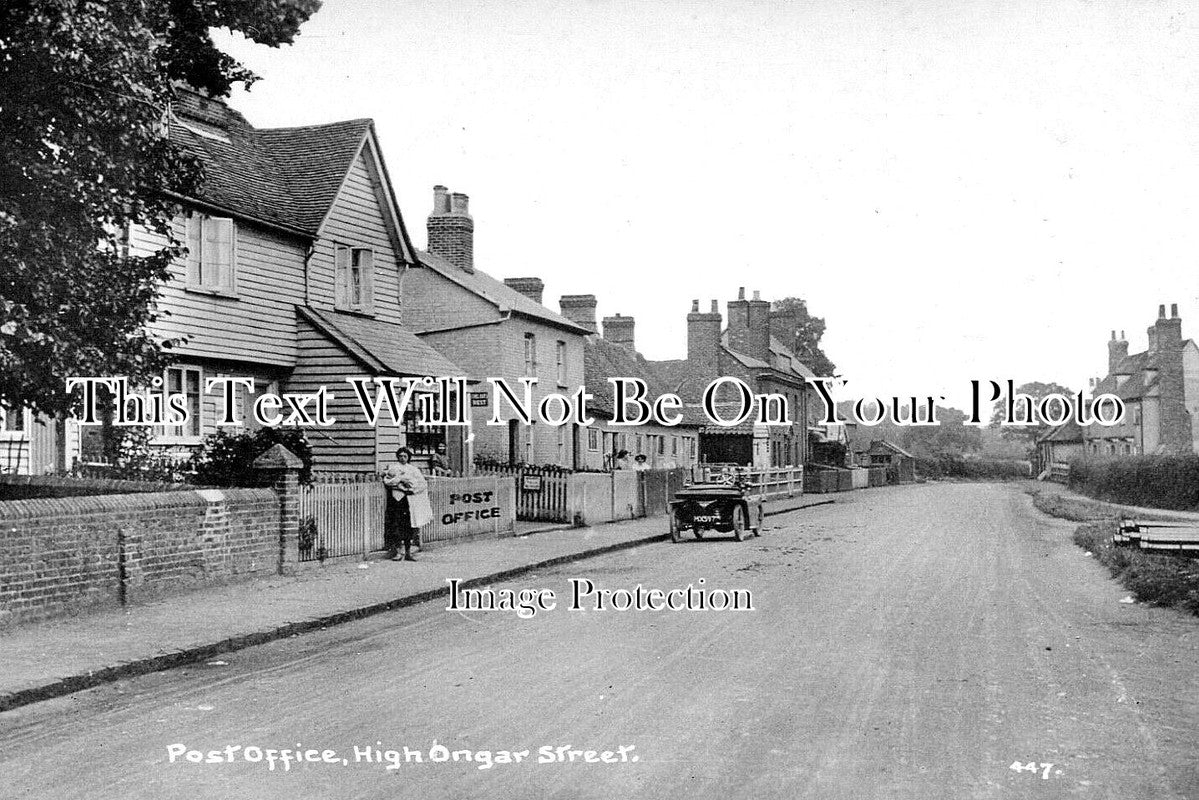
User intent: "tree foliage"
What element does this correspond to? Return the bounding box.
[0,0,320,418]
[187,427,314,487]
[989,380,1076,447]
[772,296,836,377]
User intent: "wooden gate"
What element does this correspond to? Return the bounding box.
[474,463,570,522]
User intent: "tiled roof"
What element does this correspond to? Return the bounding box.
[415,251,590,335]
[169,89,371,236]
[584,337,701,427]
[868,439,915,458]
[1038,420,1084,444]
[299,307,469,378]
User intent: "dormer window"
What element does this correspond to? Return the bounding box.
[335,246,374,313]
[185,213,236,293]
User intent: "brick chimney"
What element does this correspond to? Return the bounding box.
[1108,330,1128,375]
[503,277,544,304]
[747,289,771,362]
[770,303,800,354]
[559,294,597,333]
[727,288,771,362]
[1155,303,1188,452]
[427,185,474,273]
[602,313,635,349]
[687,299,722,377]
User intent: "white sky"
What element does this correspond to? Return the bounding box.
[214,0,1199,409]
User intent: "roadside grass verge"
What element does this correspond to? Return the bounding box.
[1072,522,1199,615]
[1031,487,1199,616]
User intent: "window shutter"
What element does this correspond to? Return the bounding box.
[209,218,233,289]
[335,246,349,308]
[359,249,374,312]
[186,214,201,285]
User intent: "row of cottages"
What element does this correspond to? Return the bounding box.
[645,289,817,469]
[42,88,469,476]
[553,296,702,471]
[1035,303,1199,471]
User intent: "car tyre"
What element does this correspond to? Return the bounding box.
[733,506,747,541]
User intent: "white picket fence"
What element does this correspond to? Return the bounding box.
[296,472,518,562]
[297,473,386,562]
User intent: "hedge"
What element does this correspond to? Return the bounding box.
[1068,455,1199,511]
[914,456,1030,481]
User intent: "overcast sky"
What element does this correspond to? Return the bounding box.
[214,0,1199,410]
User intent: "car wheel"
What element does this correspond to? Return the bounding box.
[733,506,747,541]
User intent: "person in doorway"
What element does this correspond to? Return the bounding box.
[382,447,433,561]
[632,453,650,471]
[429,442,452,476]
[614,449,631,470]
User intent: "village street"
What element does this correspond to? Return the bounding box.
[2,484,1197,799]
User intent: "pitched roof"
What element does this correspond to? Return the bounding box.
[169,89,372,237]
[414,251,590,335]
[1038,420,1084,444]
[584,337,701,427]
[299,307,469,378]
[868,439,915,458]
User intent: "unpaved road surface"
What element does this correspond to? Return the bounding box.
[2,483,1197,799]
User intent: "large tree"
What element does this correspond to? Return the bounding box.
[771,296,836,378]
[988,380,1076,449]
[0,0,320,418]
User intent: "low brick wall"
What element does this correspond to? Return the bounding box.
[0,488,280,628]
[0,473,192,501]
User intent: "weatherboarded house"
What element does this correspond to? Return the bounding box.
[65,89,465,475]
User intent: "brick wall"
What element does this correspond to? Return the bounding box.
[0,488,280,628]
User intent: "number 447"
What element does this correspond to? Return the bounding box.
[1010,761,1056,779]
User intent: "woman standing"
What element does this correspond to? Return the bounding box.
[382,447,433,561]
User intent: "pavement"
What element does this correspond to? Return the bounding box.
[0,496,815,713]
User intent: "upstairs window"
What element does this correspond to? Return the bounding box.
[1,404,26,434]
[335,246,374,313]
[524,333,537,376]
[185,214,236,292]
[556,341,567,385]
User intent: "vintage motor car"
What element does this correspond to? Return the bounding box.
[668,479,764,543]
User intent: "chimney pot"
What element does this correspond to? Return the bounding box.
[691,299,699,312]
[710,300,718,313]
[1111,330,1116,340]
[449,192,470,215]
[1172,303,1179,318]
[738,287,746,300]
[432,185,450,214]
[752,290,761,301]
[1160,304,1167,319]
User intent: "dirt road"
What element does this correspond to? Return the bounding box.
[2,483,1196,799]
